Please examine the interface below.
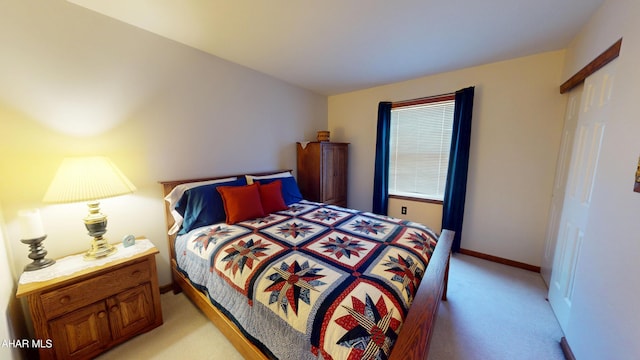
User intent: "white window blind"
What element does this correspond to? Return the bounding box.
[389,99,454,201]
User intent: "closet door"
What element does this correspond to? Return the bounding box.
[548,59,617,331]
[541,85,583,287]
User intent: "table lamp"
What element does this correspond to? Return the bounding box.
[42,156,137,259]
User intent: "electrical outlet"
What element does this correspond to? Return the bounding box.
[401,206,407,215]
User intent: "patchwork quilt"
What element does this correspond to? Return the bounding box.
[175,200,439,360]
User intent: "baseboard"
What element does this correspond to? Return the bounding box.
[458,248,541,273]
[560,337,576,360]
[159,283,174,294]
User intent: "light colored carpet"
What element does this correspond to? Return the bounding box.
[429,254,564,360]
[98,253,564,360]
[96,289,243,360]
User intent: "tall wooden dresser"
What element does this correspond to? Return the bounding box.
[296,141,349,207]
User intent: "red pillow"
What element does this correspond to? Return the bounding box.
[257,180,288,214]
[217,183,265,224]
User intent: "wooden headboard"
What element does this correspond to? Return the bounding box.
[158,170,292,266]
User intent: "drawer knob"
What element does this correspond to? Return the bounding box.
[97,311,106,319]
[59,296,70,304]
[132,270,141,277]
[110,305,119,313]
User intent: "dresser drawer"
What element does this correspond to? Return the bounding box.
[40,259,151,320]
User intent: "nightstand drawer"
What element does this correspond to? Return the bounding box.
[40,259,151,320]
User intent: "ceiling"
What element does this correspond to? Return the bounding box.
[67,0,604,96]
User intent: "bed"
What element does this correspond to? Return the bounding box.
[160,170,453,360]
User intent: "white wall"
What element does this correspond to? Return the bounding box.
[0,0,326,288]
[328,51,567,266]
[387,198,442,232]
[559,0,640,358]
[0,208,22,359]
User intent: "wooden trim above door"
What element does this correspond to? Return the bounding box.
[560,38,622,94]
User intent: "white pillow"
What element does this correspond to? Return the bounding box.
[245,171,292,185]
[164,177,237,235]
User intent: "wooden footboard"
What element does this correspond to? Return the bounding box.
[389,229,453,360]
[160,172,453,360]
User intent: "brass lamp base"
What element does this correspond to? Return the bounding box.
[84,237,117,260]
[83,200,117,260]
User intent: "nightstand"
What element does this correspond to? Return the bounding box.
[16,239,163,359]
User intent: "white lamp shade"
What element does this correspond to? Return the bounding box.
[42,156,137,204]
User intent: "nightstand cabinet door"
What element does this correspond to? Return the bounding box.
[108,283,156,340]
[49,301,111,359]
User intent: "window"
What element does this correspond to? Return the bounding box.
[389,95,455,202]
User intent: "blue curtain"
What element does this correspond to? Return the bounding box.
[442,86,475,252]
[372,101,392,215]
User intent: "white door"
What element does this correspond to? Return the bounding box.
[541,85,583,287]
[548,59,617,332]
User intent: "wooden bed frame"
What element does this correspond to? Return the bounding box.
[160,170,454,360]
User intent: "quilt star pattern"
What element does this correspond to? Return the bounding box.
[175,200,439,360]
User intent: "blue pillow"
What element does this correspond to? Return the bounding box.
[175,177,247,234]
[256,176,303,205]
